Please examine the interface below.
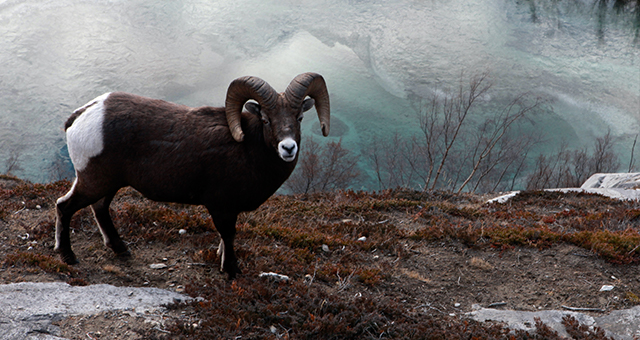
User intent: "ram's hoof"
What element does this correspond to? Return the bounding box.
[59,252,79,265]
[115,249,132,258]
[223,265,242,280]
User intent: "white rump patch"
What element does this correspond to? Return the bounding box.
[66,93,110,172]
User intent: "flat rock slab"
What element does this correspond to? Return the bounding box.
[468,305,640,339]
[0,282,192,340]
[487,173,640,203]
[581,173,640,190]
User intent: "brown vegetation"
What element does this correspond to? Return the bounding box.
[1,176,639,338]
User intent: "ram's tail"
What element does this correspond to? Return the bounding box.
[64,110,83,131]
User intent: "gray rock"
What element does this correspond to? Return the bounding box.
[0,282,192,340]
[488,173,640,204]
[468,305,640,340]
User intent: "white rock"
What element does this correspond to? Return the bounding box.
[600,285,615,292]
[357,236,367,242]
[321,244,330,252]
[149,263,168,269]
[581,173,640,190]
[259,272,290,282]
[178,229,187,235]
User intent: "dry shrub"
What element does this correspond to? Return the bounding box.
[0,179,630,339]
[4,252,75,275]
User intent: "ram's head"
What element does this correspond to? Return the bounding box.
[224,72,330,162]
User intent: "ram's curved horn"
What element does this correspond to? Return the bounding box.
[284,72,331,137]
[225,76,279,142]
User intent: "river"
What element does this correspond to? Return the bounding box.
[0,0,638,191]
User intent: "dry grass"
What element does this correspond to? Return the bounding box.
[0,178,630,339]
[469,257,494,271]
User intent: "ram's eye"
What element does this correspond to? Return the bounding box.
[297,115,303,122]
[261,116,270,125]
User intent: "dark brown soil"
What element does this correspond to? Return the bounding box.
[1,175,639,339]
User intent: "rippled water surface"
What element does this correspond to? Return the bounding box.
[0,0,638,188]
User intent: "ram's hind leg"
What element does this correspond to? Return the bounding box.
[91,191,130,258]
[55,178,101,264]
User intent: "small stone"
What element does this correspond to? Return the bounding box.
[321,244,330,252]
[149,263,168,269]
[454,303,461,308]
[259,272,290,282]
[600,285,614,292]
[178,229,187,235]
[35,205,41,209]
[357,236,367,242]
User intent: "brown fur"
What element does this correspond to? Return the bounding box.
[55,89,316,279]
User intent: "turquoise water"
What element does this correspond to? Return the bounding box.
[0,0,638,190]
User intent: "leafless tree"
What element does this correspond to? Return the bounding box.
[457,93,543,193]
[285,138,321,194]
[284,137,360,194]
[470,130,542,193]
[526,130,622,190]
[316,139,360,192]
[369,133,416,190]
[590,128,620,174]
[418,71,493,191]
[402,71,544,193]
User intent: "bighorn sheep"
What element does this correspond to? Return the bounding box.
[55,72,330,279]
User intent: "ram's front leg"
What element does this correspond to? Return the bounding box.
[209,211,241,279]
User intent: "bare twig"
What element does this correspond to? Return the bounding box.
[152,326,171,334]
[337,269,356,292]
[413,303,445,314]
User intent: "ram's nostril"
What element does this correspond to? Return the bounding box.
[278,138,298,161]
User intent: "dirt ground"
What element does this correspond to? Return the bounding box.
[1,176,640,339]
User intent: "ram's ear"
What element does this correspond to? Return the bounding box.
[244,102,261,116]
[302,98,315,112]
